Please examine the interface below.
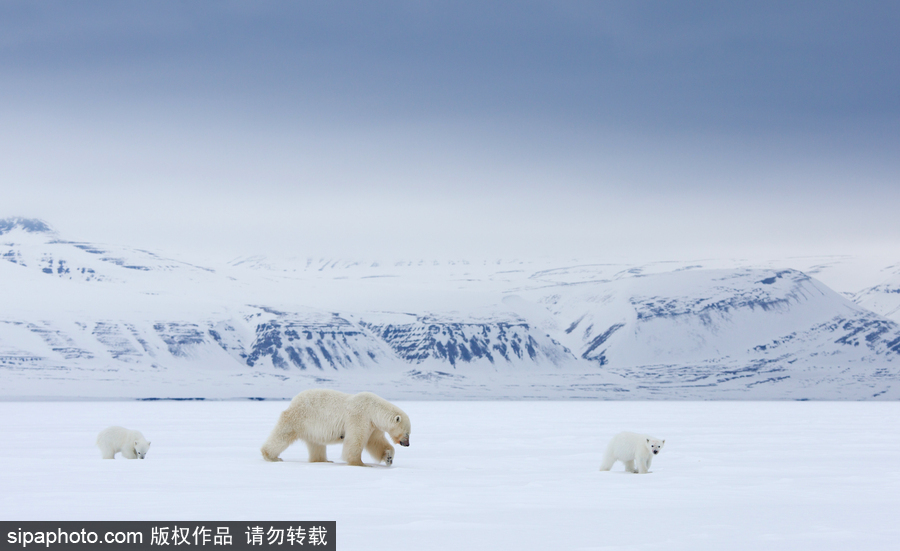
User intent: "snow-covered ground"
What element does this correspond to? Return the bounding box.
[1,400,897,550]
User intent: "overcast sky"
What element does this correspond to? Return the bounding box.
[2,1,898,262]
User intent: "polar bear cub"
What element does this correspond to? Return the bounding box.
[599,431,664,474]
[261,389,411,467]
[96,426,151,459]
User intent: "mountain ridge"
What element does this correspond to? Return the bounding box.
[1,218,898,400]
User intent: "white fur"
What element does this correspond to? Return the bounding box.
[96,426,151,459]
[260,389,411,467]
[599,431,665,474]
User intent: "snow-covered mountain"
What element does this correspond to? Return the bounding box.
[854,266,900,323]
[1,218,898,400]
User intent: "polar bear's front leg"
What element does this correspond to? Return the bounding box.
[636,457,650,474]
[341,426,370,467]
[365,430,395,466]
[623,459,637,473]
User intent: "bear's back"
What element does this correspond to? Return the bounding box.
[97,425,129,445]
[609,431,651,457]
[291,388,350,407]
[287,389,352,427]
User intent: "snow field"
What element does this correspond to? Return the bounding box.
[0,400,898,550]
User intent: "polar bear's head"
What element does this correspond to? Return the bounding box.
[388,412,411,447]
[646,438,665,456]
[134,439,151,459]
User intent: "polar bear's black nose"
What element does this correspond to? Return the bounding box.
[653,450,658,454]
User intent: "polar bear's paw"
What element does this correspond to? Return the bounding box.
[261,449,283,462]
[383,451,394,466]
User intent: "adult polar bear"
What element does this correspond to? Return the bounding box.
[261,389,411,467]
[599,431,665,474]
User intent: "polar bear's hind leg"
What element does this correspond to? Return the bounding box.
[599,449,616,471]
[306,442,330,463]
[98,444,116,459]
[261,416,300,462]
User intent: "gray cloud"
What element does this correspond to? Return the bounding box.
[1,1,898,261]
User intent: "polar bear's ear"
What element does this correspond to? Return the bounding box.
[394,415,401,423]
